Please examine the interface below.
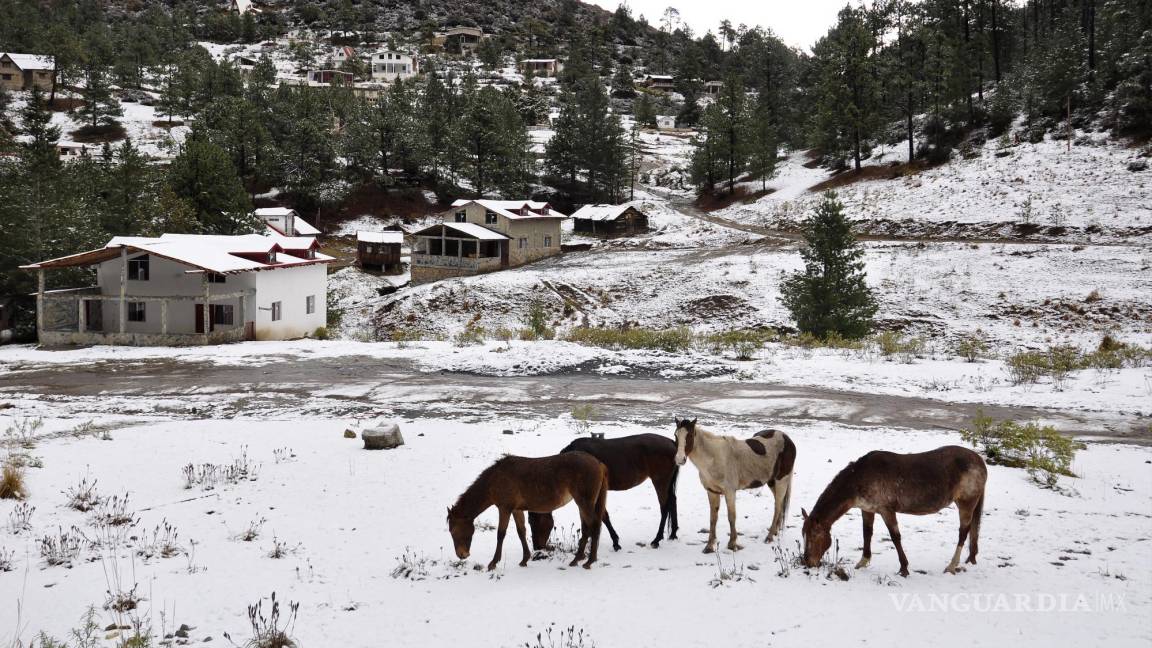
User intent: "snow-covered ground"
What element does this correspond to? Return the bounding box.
[0,414,1148,647]
[721,135,1152,238]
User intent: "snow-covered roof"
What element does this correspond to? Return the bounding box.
[231,0,253,14]
[1,53,54,71]
[521,59,558,64]
[414,222,509,240]
[645,74,674,81]
[254,207,295,217]
[357,231,404,244]
[450,199,568,220]
[292,219,321,236]
[255,207,321,236]
[22,234,332,275]
[570,204,641,222]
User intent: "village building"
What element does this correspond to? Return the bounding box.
[643,74,675,92]
[0,53,54,92]
[21,234,332,346]
[656,115,677,130]
[570,204,650,237]
[704,80,725,97]
[410,200,566,284]
[56,140,101,161]
[332,46,356,65]
[230,0,253,14]
[356,231,404,272]
[432,26,485,54]
[306,69,354,85]
[255,207,321,238]
[519,59,563,77]
[370,51,418,82]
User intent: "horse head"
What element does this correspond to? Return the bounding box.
[446,506,474,560]
[800,508,831,568]
[673,418,698,466]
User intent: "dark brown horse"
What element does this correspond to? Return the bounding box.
[447,452,609,570]
[527,433,680,551]
[801,445,987,577]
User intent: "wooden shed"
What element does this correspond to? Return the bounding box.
[357,231,404,272]
[570,204,650,237]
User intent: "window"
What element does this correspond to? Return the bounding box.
[127,255,149,281]
[485,210,498,224]
[454,211,467,223]
[306,295,316,314]
[1,74,11,81]
[271,301,282,321]
[207,273,226,284]
[518,237,528,249]
[268,251,277,263]
[544,235,553,247]
[211,304,234,326]
[306,248,316,259]
[127,302,146,322]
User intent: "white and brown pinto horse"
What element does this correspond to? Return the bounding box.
[673,418,797,553]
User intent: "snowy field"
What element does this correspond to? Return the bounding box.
[0,413,1148,647]
[720,135,1152,238]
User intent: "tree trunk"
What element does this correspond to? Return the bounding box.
[991,0,1001,83]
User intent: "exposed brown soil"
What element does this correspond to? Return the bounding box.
[151,120,185,128]
[69,122,127,143]
[694,185,774,212]
[49,97,84,112]
[808,159,945,193]
[329,182,443,224]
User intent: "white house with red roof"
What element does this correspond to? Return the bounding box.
[21,234,333,346]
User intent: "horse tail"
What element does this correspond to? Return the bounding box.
[969,491,984,551]
[665,463,680,510]
[594,465,609,522]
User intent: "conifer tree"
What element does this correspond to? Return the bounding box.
[780,192,877,339]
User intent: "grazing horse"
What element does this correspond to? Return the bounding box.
[673,418,797,553]
[528,433,680,552]
[801,445,987,577]
[447,452,609,570]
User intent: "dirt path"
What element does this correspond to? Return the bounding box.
[2,356,1145,443]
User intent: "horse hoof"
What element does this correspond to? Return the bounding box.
[519,560,528,567]
[612,544,621,552]
[965,556,977,565]
[728,543,744,552]
[583,561,594,570]
[702,546,715,554]
[855,558,870,569]
[487,563,498,572]
[569,559,580,567]
[650,541,660,549]
[898,569,910,578]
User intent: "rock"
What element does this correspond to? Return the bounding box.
[343,428,357,439]
[362,424,404,450]
[1127,159,1148,172]
[502,429,514,435]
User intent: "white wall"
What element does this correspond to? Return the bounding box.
[252,264,328,340]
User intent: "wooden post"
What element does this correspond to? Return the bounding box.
[238,293,246,335]
[36,269,45,336]
[118,248,127,334]
[160,300,168,335]
[78,299,85,333]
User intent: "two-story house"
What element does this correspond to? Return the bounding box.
[0,53,54,92]
[370,51,418,82]
[410,199,566,284]
[22,234,333,346]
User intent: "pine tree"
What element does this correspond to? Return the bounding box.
[19,87,62,174]
[168,137,254,234]
[78,63,122,130]
[611,61,637,98]
[634,92,658,128]
[779,192,877,339]
[811,6,880,171]
[676,82,702,126]
[746,100,779,191]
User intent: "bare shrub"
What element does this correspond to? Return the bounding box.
[8,502,34,534]
[225,592,300,648]
[136,520,183,560]
[0,459,27,500]
[235,517,267,542]
[523,625,596,648]
[64,475,103,512]
[38,526,86,566]
[0,546,13,572]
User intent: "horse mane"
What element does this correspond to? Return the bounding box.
[450,455,512,517]
[810,460,859,523]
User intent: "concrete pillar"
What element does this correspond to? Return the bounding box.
[160,300,168,335]
[202,276,211,337]
[118,247,127,334]
[238,293,246,331]
[36,269,45,336]
[78,299,86,333]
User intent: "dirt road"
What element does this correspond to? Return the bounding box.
[2,356,1145,443]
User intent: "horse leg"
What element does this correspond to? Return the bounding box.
[703,490,721,554]
[584,476,607,569]
[879,509,910,577]
[570,516,590,568]
[528,512,554,552]
[651,476,668,548]
[512,510,531,567]
[668,477,679,540]
[488,507,511,571]
[966,493,984,565]
[856,511,875,569]
[765,474,791,543]
[724,490,742,551]
[945,501,975,574]
[602,508,621,552]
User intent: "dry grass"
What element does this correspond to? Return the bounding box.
[0,460,27,500]
[808,158,943,193]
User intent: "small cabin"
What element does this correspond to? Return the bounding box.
[306,69,354,86]
[357,231,404,272]
[704,80,724,97]
[644,74,675,92]
[570,204,649,237]
[656,115,677,130]
[519,59,563,77]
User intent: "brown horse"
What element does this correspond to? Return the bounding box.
[801,445,987,577]
[447,452,609,570]
[528,433,680,552]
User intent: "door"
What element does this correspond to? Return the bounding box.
[500,240,509,269]
[83,299,103,332]
[194,304,216,333]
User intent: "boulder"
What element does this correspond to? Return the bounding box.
[1127,159,1148,172]
[362,424,404,450]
